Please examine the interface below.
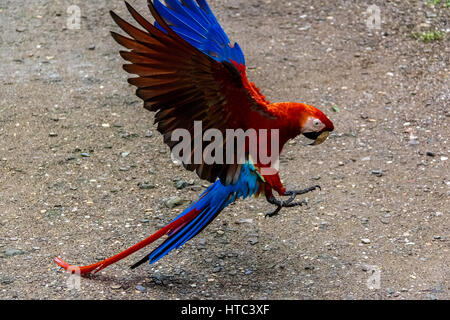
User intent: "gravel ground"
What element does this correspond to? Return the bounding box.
[0,0,448,300]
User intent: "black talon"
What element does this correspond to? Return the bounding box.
[265,185,321,218]
[265,205,282,218]
[285,185,321,198]
[265,197,308,218]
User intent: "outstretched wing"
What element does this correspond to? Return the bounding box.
[153,0,246,66]
[110,1,276,184]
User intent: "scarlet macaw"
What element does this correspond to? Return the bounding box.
[55,0,334,274]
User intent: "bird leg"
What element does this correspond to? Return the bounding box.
[265,185,321,218]
[266,197,308,218]
[284,185,321,201]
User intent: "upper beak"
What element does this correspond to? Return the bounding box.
[304,131,330,146]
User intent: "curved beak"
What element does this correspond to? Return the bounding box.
[304,131,330,146]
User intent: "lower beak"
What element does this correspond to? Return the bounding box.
[309,131,330,146]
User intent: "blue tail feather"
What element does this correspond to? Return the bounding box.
[147,163,261,264]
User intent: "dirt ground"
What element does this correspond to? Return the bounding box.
[0,0,448,300]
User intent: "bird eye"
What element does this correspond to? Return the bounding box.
[314,119,322,127]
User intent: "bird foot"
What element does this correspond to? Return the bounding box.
[265,185,321,218]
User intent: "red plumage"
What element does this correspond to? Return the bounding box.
[54,1,334,275]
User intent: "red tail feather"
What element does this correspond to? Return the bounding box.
[54,208,200,275]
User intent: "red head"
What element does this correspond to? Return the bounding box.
[299,104,334,145]
[279,103,334,145]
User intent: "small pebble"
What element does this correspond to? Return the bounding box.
[164,196,185,209]
[138,182,155,190]
[1,277,14,285]
[4,249,26,257]
[371,170,383,177]
[135,285,146,293]
[173,179,192,190]
[235,218,253,224]
[426,293,437,300]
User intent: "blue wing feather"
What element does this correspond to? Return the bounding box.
[152,0,246,65]
[165,0,208,32]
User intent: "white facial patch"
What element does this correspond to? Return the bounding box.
[302,117,326,133]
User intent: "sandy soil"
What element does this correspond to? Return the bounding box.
[0,0,448,300]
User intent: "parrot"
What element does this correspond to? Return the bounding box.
[54,0,334,275]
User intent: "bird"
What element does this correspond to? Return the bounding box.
[54,0,334,275]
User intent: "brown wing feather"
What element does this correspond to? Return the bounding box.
[110,2,274,184]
